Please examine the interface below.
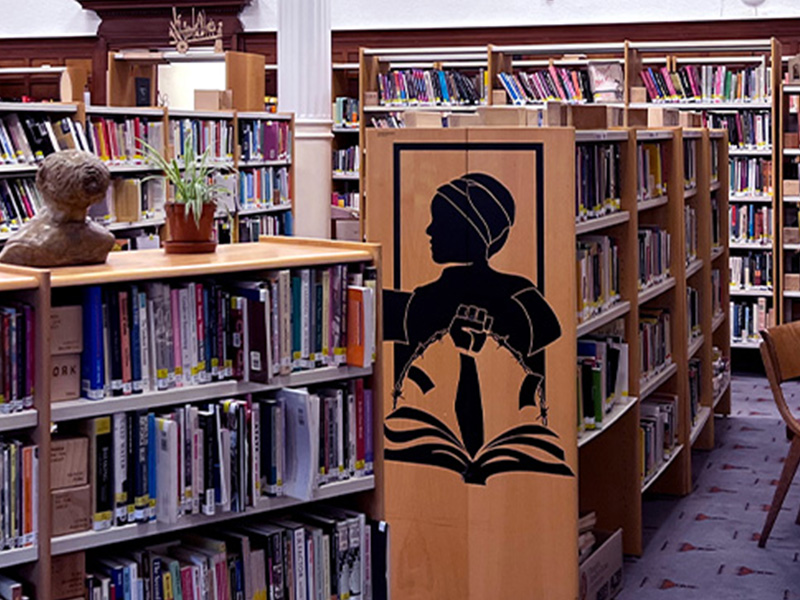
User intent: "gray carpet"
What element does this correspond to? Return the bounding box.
[617,374,800,600]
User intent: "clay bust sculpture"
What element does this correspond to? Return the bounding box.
[0,150,115,267]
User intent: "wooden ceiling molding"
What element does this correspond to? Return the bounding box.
[74,0,254,103]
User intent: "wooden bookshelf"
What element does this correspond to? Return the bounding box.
[0,264,51,600]
[331,62,361,240]
[365,126,578,597]
[0,238,384,600]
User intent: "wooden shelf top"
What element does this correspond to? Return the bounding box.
[86,106,164,117]
[729,147,771,156]
[0,270,39,292]
[689,333,704,359]
[49,240,374,288]
[0,102,77,113]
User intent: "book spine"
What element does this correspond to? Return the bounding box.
[130,286,143,393]
[139,292,151,393]
[82,286,105,400]
[112,412,129,526]
[107,289,123,396]
[119,290,133,396]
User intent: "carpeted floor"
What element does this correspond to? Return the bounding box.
[618,374,800,600]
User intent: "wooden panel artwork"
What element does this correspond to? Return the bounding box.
[366,128,578,599]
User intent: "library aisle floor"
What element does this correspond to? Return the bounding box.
[619,374,800,599]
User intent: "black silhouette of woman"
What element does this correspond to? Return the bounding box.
[385,172,562,460]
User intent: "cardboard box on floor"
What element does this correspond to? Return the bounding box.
[579,529,624,600]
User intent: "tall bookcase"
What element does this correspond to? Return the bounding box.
[576,126,731,555]
[625,39,782,359]
[356,39,791,365]
[0,266,50,600]
[331,62,361,240]
[0,102,295,247]
[0,238,384,600]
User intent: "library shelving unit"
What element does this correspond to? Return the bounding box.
[780,69,800,327]
[0,102,82,241]
[625,39,782,357]
[709,130,732,417]
[331,62,361,240]
[0,238,383,600]
[231,110,295,241]
[82,105,170,238]
[486,42,627,108]
[358,46,488,234]
[0,265,50,600]
[574,126,730,556]
[574,128,642,555]
[365,125,579,597]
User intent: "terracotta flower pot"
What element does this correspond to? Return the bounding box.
[164,202,217,254]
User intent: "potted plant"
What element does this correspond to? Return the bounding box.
[141,132,227,254]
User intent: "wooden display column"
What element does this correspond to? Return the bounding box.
[366,127,578,599]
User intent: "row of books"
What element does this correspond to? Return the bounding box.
[731,298,774,342]
[575,143,621,222]
[81,507,388,600]
[0,301,34,412]
[729,156,772,197]
[0,113,86,165]
[0,440,37,550]
[369,114,404,129]
[711,138,720,183]
[712,347,730,399]
[170,119,234,164]
[640,394,679,484]
[688,357,701,425]
[577,331,629,432]
[687,286,701,341]
[729,204,773,244]
[333,97,359,128]
[730,253,772,290]
[85,116,165,166]
[68,380,373,532]
[684,138,697,189]
[376,69,485,106]
[711,197,721,246]
[639,309,672,381]
[638,226,671,290]
[332,192,360,211]
[236,213,293,242]
[90,177,167,224]
[637,142,667,202]
[640,63,770,104]
[576,235,619,324]
[332,146,359,175]
[238,167,290,210]
[498,68,594,105]
[78,265,376,400]
[685,205,697,263]
[0,178,41,233]
[239,119,292,163]
[702,110,771,149]
[712,269,722,316]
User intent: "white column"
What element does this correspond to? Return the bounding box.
[278,0,332,238]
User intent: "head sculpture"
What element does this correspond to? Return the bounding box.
[0,150,115,267]
[426,173,515,265]
[37,149,111,220]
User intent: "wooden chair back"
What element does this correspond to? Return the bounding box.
[760,322,800,437]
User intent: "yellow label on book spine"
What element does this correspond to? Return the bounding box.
[157,368,168,379]
[96,416,111,435]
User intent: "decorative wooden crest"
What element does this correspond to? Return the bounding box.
[168,6,224,53]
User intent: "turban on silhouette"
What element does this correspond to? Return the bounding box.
[434,173,515,257]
